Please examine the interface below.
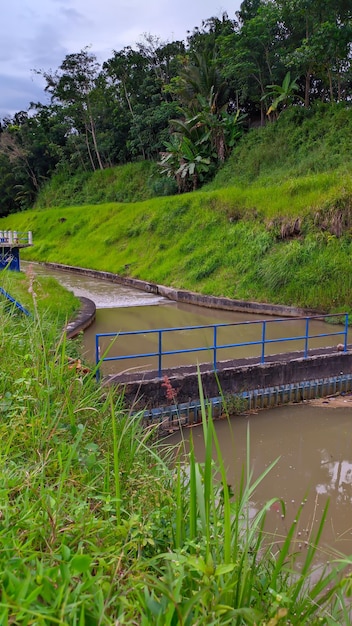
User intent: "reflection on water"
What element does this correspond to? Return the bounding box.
[168,403,352,562]
[317,457,352,502]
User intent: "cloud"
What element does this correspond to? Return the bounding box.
[1,0,239,117]
[0,74,49,119]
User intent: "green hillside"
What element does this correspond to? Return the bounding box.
[2,106,352,314]
[34,160,176,209]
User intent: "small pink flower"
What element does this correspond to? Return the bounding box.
[161,375,178,403]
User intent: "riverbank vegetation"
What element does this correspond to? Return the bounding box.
[2,105,352,314]
[0,277,351,623]
[0,264,79,322]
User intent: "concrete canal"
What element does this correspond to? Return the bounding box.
[27,262,352,559]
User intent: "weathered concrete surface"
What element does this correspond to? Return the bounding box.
[107,348,352,411]
[65,296,96,338]
[40,262,320,317]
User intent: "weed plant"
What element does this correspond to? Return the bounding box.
[133,375,351,625]
[0,274,175,623]
[0,271,350,623]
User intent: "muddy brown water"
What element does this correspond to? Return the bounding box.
[28,262,352,560]
[166,401,352,564]
[84,304,349,378]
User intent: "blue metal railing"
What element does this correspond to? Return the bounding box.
[0,287,31,316]
[95,313,349,382]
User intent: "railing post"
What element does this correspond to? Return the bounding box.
[304,317,309,358]
[261,321,266,363]
[28,231,33,245]
[213,325,217,371]
[95,335,101,383]
[344,313,348,351]
[158,330,162,378]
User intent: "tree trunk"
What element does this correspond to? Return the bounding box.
[304,70,311,108]
[122,77,146,159]
[85,126,96,171]
[327,68,334,103]
[89,113,104,170]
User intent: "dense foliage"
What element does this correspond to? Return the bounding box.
[2,104,352,314]
[1,0,351,214]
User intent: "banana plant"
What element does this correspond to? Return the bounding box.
[159,134,211,192]
[263,72,302,117]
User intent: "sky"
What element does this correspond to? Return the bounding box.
[1,0,242,120]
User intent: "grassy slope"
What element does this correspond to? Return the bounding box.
[0,266,79,322]
[2,104,352,314]
[34,160,175,208]
[1,292,347,623]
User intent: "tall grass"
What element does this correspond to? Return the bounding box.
[0,283,172,623]
[133,372,350,625]
[0,279,351,623]
[207,103,352,189]
[34,160,168,209]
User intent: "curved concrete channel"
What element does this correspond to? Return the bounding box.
[25,262,352,564]
[32,261,352,420]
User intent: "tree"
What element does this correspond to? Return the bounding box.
[39,48,105,170]
[160,49,244,190]
[0,110,65,212]
[278,0,352,106]
[159,133,211,192]
[104,40,185,160]
[219,2,285,123]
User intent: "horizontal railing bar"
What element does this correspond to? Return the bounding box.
[95,312,349,382]
[102,351,160,362]
[95,313,343,340]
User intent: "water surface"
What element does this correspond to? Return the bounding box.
[168,402,352,563]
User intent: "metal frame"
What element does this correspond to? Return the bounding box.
[95,313,349,382]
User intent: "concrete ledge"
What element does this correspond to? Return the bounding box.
[65,296,96,338]
[40,262,320,318]
[108,348,352,411]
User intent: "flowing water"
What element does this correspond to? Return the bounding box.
[27,262,349,373]
[27,261,352,560]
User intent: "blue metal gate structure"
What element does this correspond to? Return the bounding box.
[95,313,349,382]
[0,230,33,272]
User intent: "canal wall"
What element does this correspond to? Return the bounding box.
[107,347,352,418]
[40,262,320,318]
[65,296,96,339]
